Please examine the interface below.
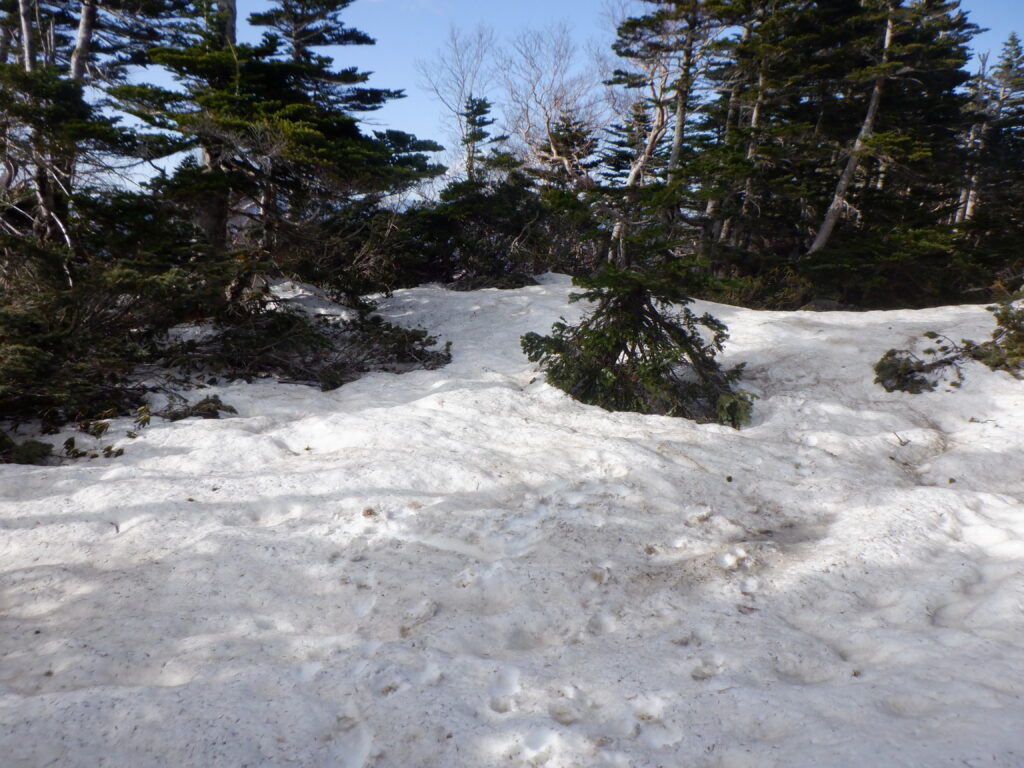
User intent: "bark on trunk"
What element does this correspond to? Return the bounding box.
[18,0,34,72]
[807,9,895,256]
[55,1,97,203]
[0,19,13,64]
[69,1,96,82]
[738,70,767,219]
[955,83,1006,224]
[608,103,670,266]
[199,148,230,252]
[705,19,754,247]
[199,2,237,251]
[667,17,697,180]
[18,0,58,244]
[217,0,237,46]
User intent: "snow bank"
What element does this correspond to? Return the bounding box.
[1,275,1022,767]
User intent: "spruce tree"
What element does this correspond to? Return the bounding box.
[692,0,981,306]
[113,0,441,265]
[520,0,750,428]
[960,32,1024,290]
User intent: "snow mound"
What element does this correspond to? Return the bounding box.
[2,275,1022,767]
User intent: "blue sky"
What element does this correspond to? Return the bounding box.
[236,0,1024,148]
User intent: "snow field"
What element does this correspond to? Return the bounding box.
[1,274,1022,767]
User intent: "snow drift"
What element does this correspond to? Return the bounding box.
[1,274,1022,767]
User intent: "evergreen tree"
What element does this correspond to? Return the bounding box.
[113,0,441,265]
[0,0,226,424]
[519,1,749,428]
[959,32,1024,291]
[459,95,503,184]
[692,0,980,306]
[1,1,444,425]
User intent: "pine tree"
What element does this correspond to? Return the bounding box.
[0,0,226,424]
[1,0,443,424]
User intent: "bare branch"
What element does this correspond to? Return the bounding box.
[415,24,495,150]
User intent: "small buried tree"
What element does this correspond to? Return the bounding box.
[521,263,752,428]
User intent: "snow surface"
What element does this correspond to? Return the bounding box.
[2,274,1023,767]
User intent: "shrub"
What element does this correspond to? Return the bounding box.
[965,299,1024,377]
[161,300,451,392]
[0,430,53,465]
[522,264,752,427]
[874,297,1023,393]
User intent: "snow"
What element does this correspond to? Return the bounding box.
[2,274,1023,767]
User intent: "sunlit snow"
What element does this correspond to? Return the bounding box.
[1,275,1022,767]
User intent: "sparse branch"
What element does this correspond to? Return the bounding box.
[415,23,495,169]
[497,25,606,186]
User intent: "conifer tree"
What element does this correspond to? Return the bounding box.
[460,95,502,184]
[1,0,443,424]
[520,0,750,428]
[114,0,441,261]
[689,0,980,305]
[958,32,1024,290]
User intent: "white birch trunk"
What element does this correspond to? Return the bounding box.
[807,9,895,256]
[69,1,96,82]
[609,103,670,265]
[18,0,34,72]
[667,21,696,180]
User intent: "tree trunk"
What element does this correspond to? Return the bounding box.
[954,120,982,224]
[69,1,96,82]
[0,18,12,64]
[259,184,276,254]
[17,0,57,244]
[738,70,767,218]
[217,0,236,46]
[198,147,230,252]
[17,0,34,72]
[705,18,755,247]
[48,1,98,237]
[0,16,15,189]
[608,103,670,266]
[667,14,697,180]
[807,8,895,256]
[956,82,1007,224]
[199,2,237,251]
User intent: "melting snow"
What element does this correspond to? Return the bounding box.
[1,274,1022,767]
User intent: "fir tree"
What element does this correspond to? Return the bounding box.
[520,1,749,428]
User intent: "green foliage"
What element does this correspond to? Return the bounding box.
[114,1,442,255]
[0,430,54,466]
[160,395,238,422]
[0,1,450,428]
[687,0,985,307]
[873,344,964,394]
[0,206,233,426]
[0,300,149,426]
[522,264,751,427]
[406,171,549,284]
[965,300,1024,376]
[874,299,1024,394]
[161,300,451,393]
[61,436,124,461]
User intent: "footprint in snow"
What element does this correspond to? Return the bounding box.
[489,666,521,714]
[691,654,726,680]
[716,547,749,572]
[772,652,840,685]
[327,705,374,768]
[399,598,438,637]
